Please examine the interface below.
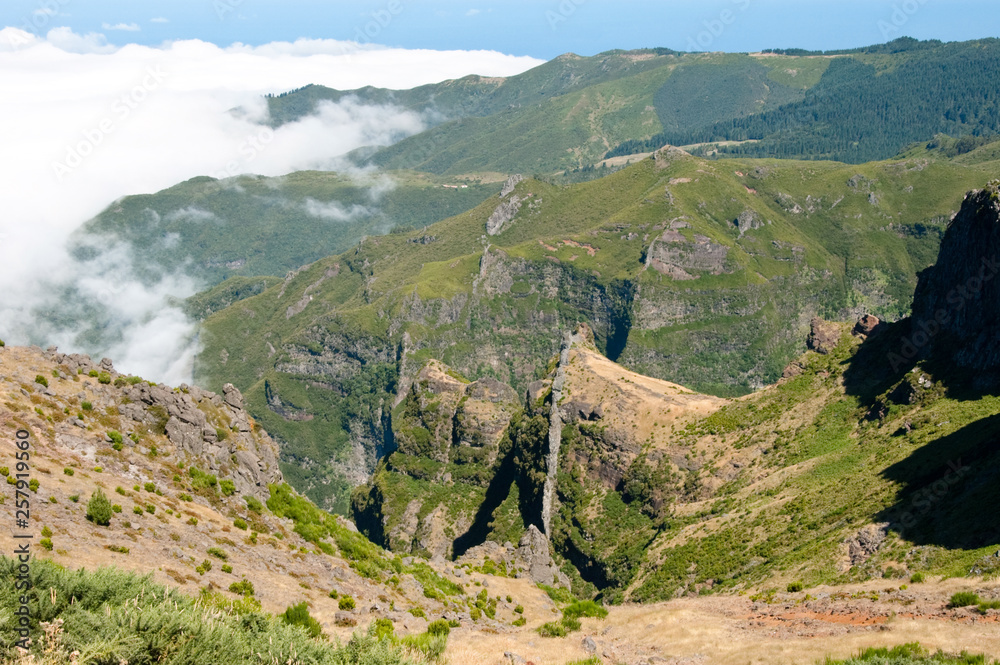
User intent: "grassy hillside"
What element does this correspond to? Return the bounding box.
[194,146,1000,512]
[264,39,1000,175]
[74,170,500,287]
[355,317,1000,606]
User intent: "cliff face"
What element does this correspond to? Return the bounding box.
[4,345,281,503]
[911,183,1000,376]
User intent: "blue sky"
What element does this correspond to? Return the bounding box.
[4,0,1000,59]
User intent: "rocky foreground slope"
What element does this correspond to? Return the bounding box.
[0,344,567,646]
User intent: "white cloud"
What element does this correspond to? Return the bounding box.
[150,17,169,24]
[33,8,56,17]
[466,9,482,16]
[45,26,115,53]
[102,22,141,32]
[303,198,374,222]
[0,28,544,385]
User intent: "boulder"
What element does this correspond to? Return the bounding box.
[807,317,841,354]
[852,314,883,338]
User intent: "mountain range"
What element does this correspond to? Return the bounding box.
[9,36,1000,664]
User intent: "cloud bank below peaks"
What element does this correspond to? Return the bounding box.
[0,27,544,385]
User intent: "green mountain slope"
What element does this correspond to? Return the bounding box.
[353,184,1000,603]
[265,49,682,127]
[74,170,499,287]
[651,39,1000,163]
[194,146,1000,512]
[268,39,1000,175]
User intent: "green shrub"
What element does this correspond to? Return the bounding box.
[145,504,155,514]
[221,564,233,574]
[98,372,112,385]
[207,547,228,561]
[144,482,156,493]
[538,621,568,637]
[328,589,339,599]
[787,581,804,593]
[233,518,248,530]
[106,545,130,554]
[115,486,126,495]
[910,572,926,584]
[245,496,264,513]
[514,604,524,614]
[39,538,53,551]
[112,504,122,513]
[220,479,236,496]
[88,370,99,377]
[370,618,395,640]
[189,467,218,492]
[179,493,193,501]
[93,467,102,473]
[133,505,144,515]
[86,489,113,526]
[560,616,582,632]
[338,595,356,611]
[977,600,1000,614]
[426,619,451,637]
[400,631,448,660]
[407,607,426,618]
[34,375,48,388]
[950,591,982,608]
[81,401,93,411]
[69,494,80,503]
[281,602,323,638]
[216,427,230,441]
[187,517,198,526]
[563,600,608,620]
[28,479,38,493]
[229,578,255,597]
[107,431,123,446]
[63,468,74,476]
[41,526,52,538]
[0,467,9,477]
[512,616,526,627]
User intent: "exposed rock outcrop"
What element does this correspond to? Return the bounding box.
[734,209,764,237]
[457,524,570,587]
[25,346,282,503]
[911,183,1000,377]
[487,174,526,235]
[487,195,523,236]
[807,317,841,355]
[645,229,731,279]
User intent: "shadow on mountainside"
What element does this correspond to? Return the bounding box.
[875,411,1000,551]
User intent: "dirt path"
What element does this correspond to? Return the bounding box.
[449,579,1000,665]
